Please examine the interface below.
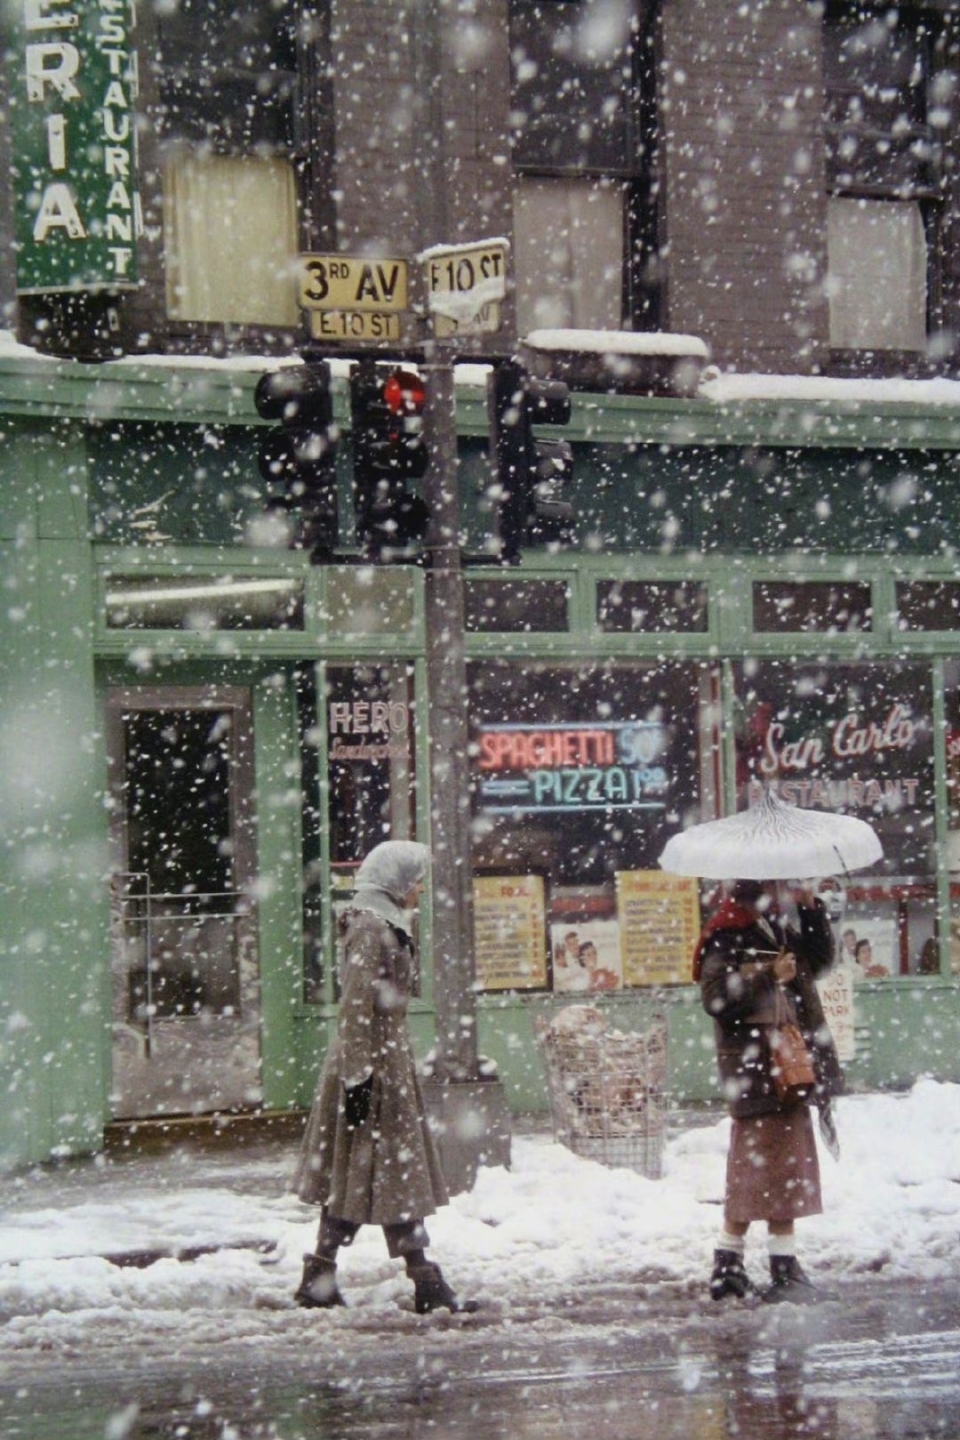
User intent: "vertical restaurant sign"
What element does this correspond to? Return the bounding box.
[477,721,669,813]
[11,0,140,292]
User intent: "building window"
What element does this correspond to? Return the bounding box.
[752,581,873,634]
[150,0,301,328]
[508,0,658,334]
[734,658,936,976]
[897,579,960,630]
[465,577,571,633]
[597,579,708,633]
[824,3,956,355]
[469,659,717,991]
[299,662,420,1003]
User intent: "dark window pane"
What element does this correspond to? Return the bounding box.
[123,709,232,895]
[897,581,960,630]
[465,578,570,632]
[510,0,637,171]
[824,5,940,195]
[597,580,708,633]
[154,0,297,150]
[752,581,872,634]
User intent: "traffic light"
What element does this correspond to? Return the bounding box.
[255,360,338,559]
[349,360,430,559]
[489,360,575,563]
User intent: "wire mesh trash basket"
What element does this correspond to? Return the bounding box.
[535,1006,668,1179]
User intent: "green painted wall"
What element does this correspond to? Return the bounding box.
[0,421,109,1169]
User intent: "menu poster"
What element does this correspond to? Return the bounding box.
[474,873,549,991]
[616,870,702,986]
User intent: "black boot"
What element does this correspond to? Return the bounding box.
[709,1247,754,1301]
[765,1254,817,1304]
[407,1260,464,1314]
[294,1253,346,1309]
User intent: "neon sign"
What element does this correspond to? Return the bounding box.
[477,721,669,813]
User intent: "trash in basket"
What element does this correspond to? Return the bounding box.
[535,1004,668,1179]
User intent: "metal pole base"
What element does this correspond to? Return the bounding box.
[423,1075,512,1196]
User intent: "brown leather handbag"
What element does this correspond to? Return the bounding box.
[769,986,816,1102]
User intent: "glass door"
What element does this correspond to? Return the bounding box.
[106,686,261,1118]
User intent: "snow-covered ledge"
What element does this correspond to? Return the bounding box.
[698,368,960,408]
[520,328,710,398]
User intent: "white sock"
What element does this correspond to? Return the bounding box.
[767,1233,796,1258]
[718,1231,745,1254]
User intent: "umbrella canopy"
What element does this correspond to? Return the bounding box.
[658,788,883,880]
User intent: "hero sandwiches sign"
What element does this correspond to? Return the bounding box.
[11,0,140,292]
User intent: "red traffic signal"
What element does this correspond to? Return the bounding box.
[350,362,430,558]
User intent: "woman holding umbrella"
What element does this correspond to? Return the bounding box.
[694,877,841,1302]
[660,789,882,1303]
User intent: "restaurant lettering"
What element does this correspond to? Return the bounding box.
[12,0,139,291]
[328,699,410,763]
[760,704,918,776]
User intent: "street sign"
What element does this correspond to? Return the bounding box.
[422,239,509,339]
[308,310,401,342]
[299,255,409,313]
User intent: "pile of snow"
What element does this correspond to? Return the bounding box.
[0,1081,957,1357]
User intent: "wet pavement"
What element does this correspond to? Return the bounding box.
[3,1276,959,1440]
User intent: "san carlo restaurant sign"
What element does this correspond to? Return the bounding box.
[476,721,670,813]
[10,0,139,292]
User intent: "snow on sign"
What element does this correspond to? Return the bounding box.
[422,239,509,338]
[298,254,408,342]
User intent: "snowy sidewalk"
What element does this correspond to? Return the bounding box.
[0,1082,958,1354]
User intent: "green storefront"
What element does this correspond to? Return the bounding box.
[3,348,960,1171]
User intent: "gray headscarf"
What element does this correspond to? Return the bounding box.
[351,840,430,931]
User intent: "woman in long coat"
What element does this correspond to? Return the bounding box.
[696,878,842,1302]
[292,840,464,1313]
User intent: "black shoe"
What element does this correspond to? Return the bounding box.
[408,1260,477,1314]
[709,1247,754,1301]
[294,1253,346,1309]
[765,1254,817,1304]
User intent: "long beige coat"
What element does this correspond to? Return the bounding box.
[293,907,448,1225]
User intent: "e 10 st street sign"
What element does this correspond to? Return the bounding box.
[10,0,140,293]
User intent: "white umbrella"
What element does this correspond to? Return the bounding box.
[658,787,883,880]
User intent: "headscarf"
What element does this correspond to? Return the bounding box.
[350,840,430,932]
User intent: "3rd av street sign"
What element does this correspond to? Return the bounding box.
[298,254,408,343]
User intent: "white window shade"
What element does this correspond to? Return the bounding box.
[827,197,927,352]
[514,177,624,334]
[163,153,299,325]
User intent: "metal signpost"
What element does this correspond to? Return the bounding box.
[296,239,511,1189]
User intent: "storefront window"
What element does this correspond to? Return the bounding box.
[299,662,419,1002]
[733,658,936,978]
[468,659,717,993]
